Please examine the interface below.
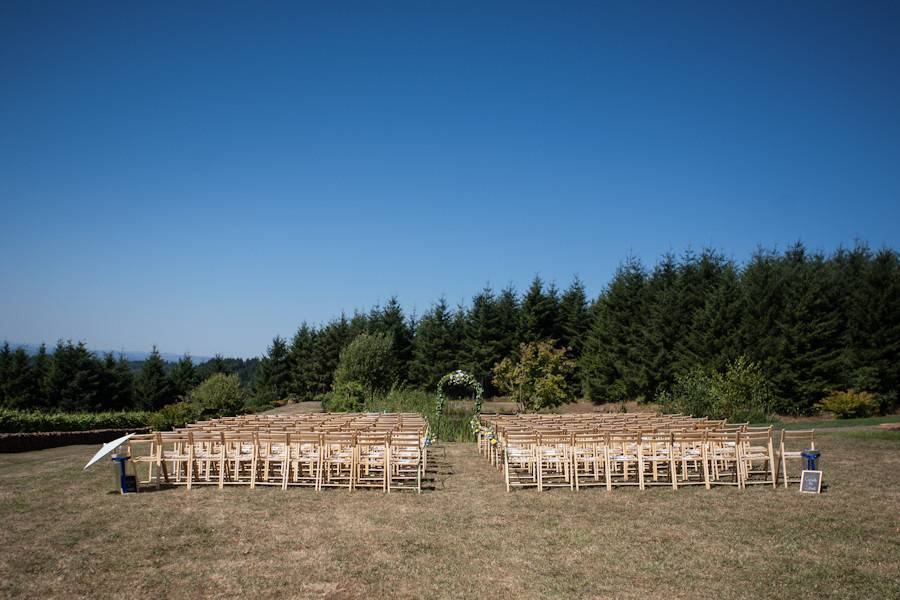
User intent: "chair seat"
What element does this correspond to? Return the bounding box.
[642,454,670,461]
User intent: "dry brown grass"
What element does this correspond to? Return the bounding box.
[1,432,898,599]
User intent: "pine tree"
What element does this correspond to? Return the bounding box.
[451,304,469,367]
[29,343,52,409]
[673,249,727,374]
[195,354,231,383]
[210,354,227,374]
[867,248,900,409]
[409,298,460,389]
[495,285,521,361]
[0,342,12,406]
[369,296,414,383]
[558,277,591,358]
[520,276,561,343]
[581,257,650,403]
[4,347,33,409]
[642,253,682,397]
[135,346,174,410]
[739,248,787,411]
[773,244,843,413]
[99,352,135,410]
[47,341,103,411]
[310,314,351,395]
[836,244,900,410]
[169,354,198,399]
[113,354,136,410]
[464,287,506,392]
[691,260,744,372]
[348,311,369,340]
[258,336,292,400]
[288,323,317,401]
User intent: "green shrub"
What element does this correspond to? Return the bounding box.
[493,341,576,412]
[655,356,771,422]
[332,332,395,394]
[0,409,152,433]
[147,401,199,431]
[189,373,246,418]
[323,381,367,412]
[366,386,434,413]
[817,390,879,419]
[244,387,279,413]
[148,373,248,430]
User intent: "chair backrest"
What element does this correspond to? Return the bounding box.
[780,429,815,450]
[389,432,421,448]
[706,431,740,452]
[190,431,225,452]
[357,432,388,447]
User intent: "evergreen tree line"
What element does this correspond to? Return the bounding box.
[0,341,260,413]
[255,276,592,402]
[581,243,900,414]
[3,242,897,416]
[257,242,899,415]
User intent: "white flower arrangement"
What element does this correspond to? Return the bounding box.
[434,369,485,441]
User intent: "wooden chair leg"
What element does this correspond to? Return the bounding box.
[768,442,777,488]
[504,452,511,493]
[781,454,789,488]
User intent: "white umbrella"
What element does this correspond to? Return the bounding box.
[83,433,136,470]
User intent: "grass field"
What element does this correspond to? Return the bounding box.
[772,414,900,430]
[1,432,898,599]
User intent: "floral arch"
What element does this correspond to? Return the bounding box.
[435,369,484,419]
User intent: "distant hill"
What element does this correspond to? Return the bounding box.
[5,342,212,364]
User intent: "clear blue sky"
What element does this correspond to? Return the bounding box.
[2,1,899,358]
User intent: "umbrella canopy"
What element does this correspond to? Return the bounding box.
[83,433,136,470]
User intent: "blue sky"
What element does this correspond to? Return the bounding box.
[1,1,899,358]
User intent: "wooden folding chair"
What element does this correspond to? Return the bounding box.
[287,431,322,490]
[156,431,193,488]
[572,431,607,490]
[320,432,356,491]
[605,432,642,490]
[388,432,422,493]
[535,431,573,491]
[252,432,290,489]
[739,427,777,488]
[126,434,158,488]
[778,429,816,488]
[503,432,538,492]
[355,432,388,492]
[671,430,709,489]
[639,432,676,489]
[707,431,742,488]
[189,431,227,488]
[221,430,255,486]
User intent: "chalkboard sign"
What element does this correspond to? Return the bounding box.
[800,470,822,494]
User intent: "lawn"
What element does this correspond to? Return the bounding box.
[773,414,900,430]
[0,432,898,599]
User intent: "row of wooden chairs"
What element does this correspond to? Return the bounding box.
[476,415,816,492]
[128,414,429,493]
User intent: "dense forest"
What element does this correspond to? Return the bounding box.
[253,242,899,415]
[2,242,899,416]
[0,342,259,413]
